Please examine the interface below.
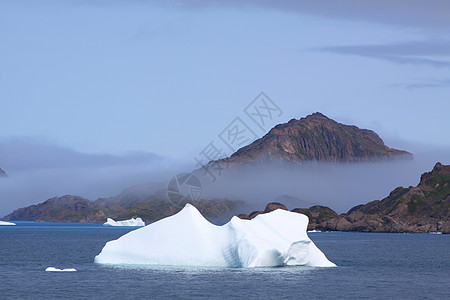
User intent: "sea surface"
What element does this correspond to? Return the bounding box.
[0,222,449,299]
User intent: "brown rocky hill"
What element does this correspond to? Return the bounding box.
[3,194,242,224]
[225,112,411,164]
[3,114,414,224]
[3,195,99,223]
[327,162,450,233]
[240,163,450,233]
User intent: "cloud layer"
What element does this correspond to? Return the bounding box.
[172,0,450,29]
[314,40,450,68]
[0,137,180,217]
[0,137,163,172]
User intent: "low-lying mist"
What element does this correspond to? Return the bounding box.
[0,137,189,217]
[198,146,450,214]
[1,136,449,218]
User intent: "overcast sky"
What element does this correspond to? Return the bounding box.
[1,0,449,160]
[1,1,450,215]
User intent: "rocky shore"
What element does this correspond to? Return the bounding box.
[238,163,450,234]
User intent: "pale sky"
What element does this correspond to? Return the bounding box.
[1,1,450,215]
[1,0,449,161]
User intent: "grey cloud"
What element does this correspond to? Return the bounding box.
[169,0,450,29]
[261,0,450,29]
[318,41,450,57]
[0,136,164,172]
[380,56,450,68]
[388,78,450,89]
[70,1,450,29]
[0,136,189,217]
[314,40,450,68]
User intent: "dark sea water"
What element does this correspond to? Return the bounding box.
[0,222,449,300]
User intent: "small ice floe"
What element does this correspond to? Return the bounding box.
[45,267,77,272]
[103,217,145,227]
[0,221,16,226]
[307,230,321,233]
[429,232,443,235]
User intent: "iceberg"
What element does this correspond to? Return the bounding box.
[0,221,16,226]
[95,204,336,268]
[103,217,145,227]
[45,267,77,272]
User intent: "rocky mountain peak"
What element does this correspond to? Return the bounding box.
[431,162,450,174]
[227,112,412,164]
[419,162,450,188]
[305,111,330,120]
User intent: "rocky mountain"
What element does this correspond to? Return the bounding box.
[5,162,449,232]
[238,202,288,220]
[0,168,7,177]
[3,194,242,224]
[327,162,450,233]
[224,112,412,164]
[1,113,416,224]
[240,163,450,233]
[3,195,100,223]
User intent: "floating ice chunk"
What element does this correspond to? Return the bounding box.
[103,217,145,227]
[45,267,77,272]
[0,221,16,226]
[95,204,336,268]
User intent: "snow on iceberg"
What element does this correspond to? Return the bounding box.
[95,204,336,268]
[0,221,16,226]
[45,267,77,272]
[103,217,145,227]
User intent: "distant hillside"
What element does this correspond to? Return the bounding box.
[6,162,449,232]
[329,162,450,233]
[3,193,242,225]
[239,163,450,233]
[2,113,415,224]
[223,112,412,164]
[0,168,7,177]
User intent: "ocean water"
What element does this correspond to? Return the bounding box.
[0,222,449,299]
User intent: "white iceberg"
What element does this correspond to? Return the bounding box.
[45,267,77,272]
[103,217,145,227]
[0,221,16,226]
[95,204,336,268]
